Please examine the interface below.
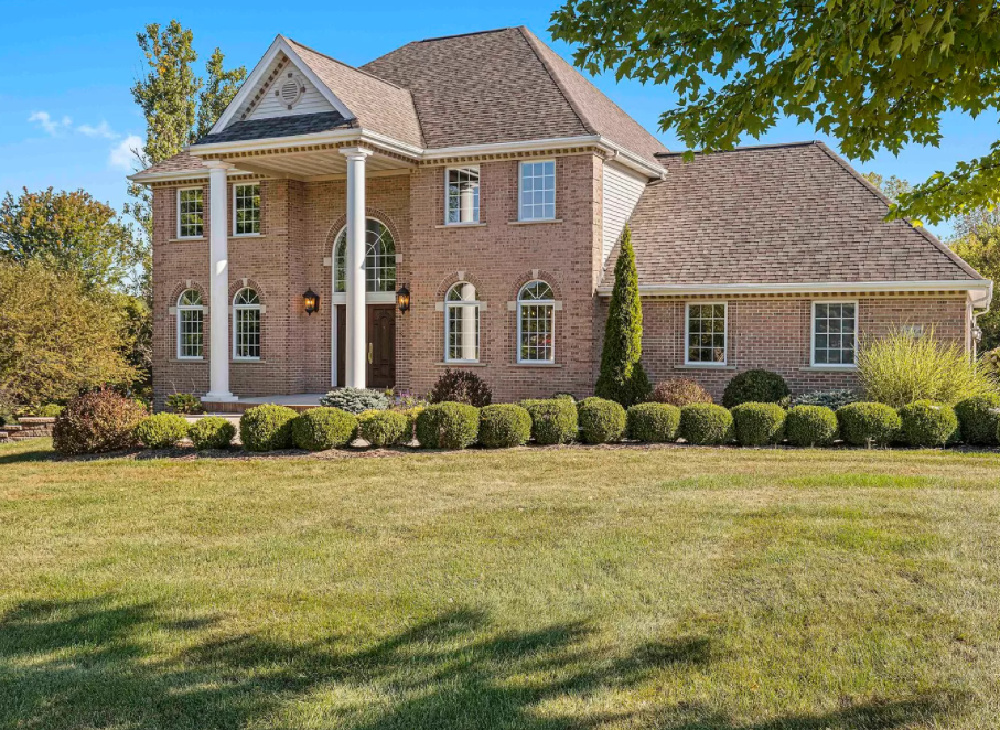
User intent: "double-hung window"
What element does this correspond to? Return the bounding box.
[233,183,260,236]
[517,280,555,363]
[811,301,858,366]
[177,188,204,238]
[685,302,728,365]
[233,288,261,360]
[445,167,480,224]
[444,282,480,363]
[518,160,556,221]
[176,289,204,359]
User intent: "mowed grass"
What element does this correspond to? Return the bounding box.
[2,440,1000,729]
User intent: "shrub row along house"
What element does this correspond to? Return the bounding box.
[130,26,993,410]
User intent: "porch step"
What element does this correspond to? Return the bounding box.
[200,395,325,415]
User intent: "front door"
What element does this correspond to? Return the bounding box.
[336,304,395,389]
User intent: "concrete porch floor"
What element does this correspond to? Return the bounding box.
[202,394,326,414]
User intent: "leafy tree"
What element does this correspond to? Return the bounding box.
[550,1,1000,224]
[595,227,651,406]
[0,260,138,406]
[861,172,913,203]
[195,48,247,140]
[951,222,1000,351]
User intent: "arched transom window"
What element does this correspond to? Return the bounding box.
[233,288,261,360]
[176,289,204,359]
[517,280,555,363]
[334,218,396,293]
[445,282,480,363]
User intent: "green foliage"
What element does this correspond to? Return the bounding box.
[785,406,839,447]
[954,394,1000,446]
[188,416,235,450]
[790,389,859,410]
[291,408,357,451]
[134,413,189,449]
[651,378,713,407]
[165,393,203,415]
[428,369,493,407]
[550,0,1000,223]
[731,402,787,446]
[239,405,298,452]
[519,398,579,445]
[983,347,1000,385]
[858,330,997,407]
[722,370,790,409]
[861,172,912,203]
[679,404,733,446]
[577,397,626,444]
[195,48,247,140]
[625,403,680,443]
[899,400,959,448]
[320,388,390,414]
[34,404,64,418]
[836,402,901,447]
[416,402,480,449]
[52,389,147,454]
[477,404,532,448]
[357,410,410,447]
[951,222,1000,351]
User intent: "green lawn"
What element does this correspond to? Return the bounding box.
[2,439,1000,729]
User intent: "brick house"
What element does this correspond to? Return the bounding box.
[131,27,992,409]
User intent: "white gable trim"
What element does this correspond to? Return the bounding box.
[211,35,355,136]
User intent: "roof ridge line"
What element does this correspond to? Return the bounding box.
[655,141,817,157]
[282,35,409,92]
[517,26,597,137]
[417,27,518,43]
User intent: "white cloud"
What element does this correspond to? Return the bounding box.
[77,121,117,139]
[109,135,144,171]
[29,111,73,136]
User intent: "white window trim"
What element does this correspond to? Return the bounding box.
[443,166,481,226]
[516,287,556,364]
[175,292,204,360]
[517,159,557,222]
[176,186,204,239]
[684,301,729,367]
[444,285,481,364]
[232,290,262,361]
[232,182,261,237]
[810,299,859,368]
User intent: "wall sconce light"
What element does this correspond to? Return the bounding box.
[396,284,410,315]
[303,289,320,315]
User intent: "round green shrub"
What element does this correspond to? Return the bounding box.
[784,406,838,447]
[519,398,579,444]
[134,413,189,449]
[291,407,358,451]
[577,397,626,444]
[899,400,959,448]
[678,404,734,445]
[52,389,147,454]
[189,417,236,450]
[722,369,790,408]
[416,402,480,449]
[954,394,1000,446]
[731,402,786,446]
[835,402,901,447]
[239,404,299,452]
[357,409,410,447]
[478,404,532,448]
[319,388,389,414]
[625,403,680,442]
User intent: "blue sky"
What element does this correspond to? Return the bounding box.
[2,1,995,239]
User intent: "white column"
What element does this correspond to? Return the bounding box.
[205,161,236,400]
[341,147,372,389]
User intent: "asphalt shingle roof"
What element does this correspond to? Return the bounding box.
[199,111,351,144]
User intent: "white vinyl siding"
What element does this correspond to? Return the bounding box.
[244,64,336,121]
[602,162,648,264]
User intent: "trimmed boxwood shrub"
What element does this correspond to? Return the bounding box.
[416,402,480,449]
[189,416,236,450]
[836,402,901,447]
[357,409,410,447]
[785,406,838,447]
[240,404,299,452]
[626,403,680,442]
[577,397,626,444]
[165,393,203,415]
[731,402,786,446]
[954,394,1000,446]
[134,413,189,449]
[520,398,579,445]
[478,404,532,448]
[722,369,790,408]
[678,404,734,445]
[319,388,389,414]
[651,378,713,406]
[52,389,147,455]
[291,407,358,451]
[899,400,959,448]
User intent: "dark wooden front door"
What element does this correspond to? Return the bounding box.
[336,304,395,389]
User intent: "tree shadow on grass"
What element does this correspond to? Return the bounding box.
[0,597,961,730]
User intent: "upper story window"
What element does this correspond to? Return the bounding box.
[176,289,204,359]
[233,288,261,360]
[517,280,555,363]
[811,301,858,367]
[334,218,396,293]
[518,160,556,221]
[685,302,728,366]
[234,183,260,236]
[445,282,480,363]
[177,188,204,238]
[445,167,480,224]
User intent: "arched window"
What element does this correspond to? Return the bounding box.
[176,289,204,359]
[445,282,480,363]
[233,288,261,360]
[333,218,396,293]
[517,280,555,364]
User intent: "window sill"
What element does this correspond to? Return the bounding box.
[675,364,736,370]
[168,358,206,364]
[799,365,857,373]
[434,223,486,229]
[512,362,561,368]
[231,234,262,239]
[437,361,487,367]
[508,218,562,226]
[169,237,206,242]
[231,359,265,364]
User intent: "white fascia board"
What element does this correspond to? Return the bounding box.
[127,167,252,184]
[189,128,422,159]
